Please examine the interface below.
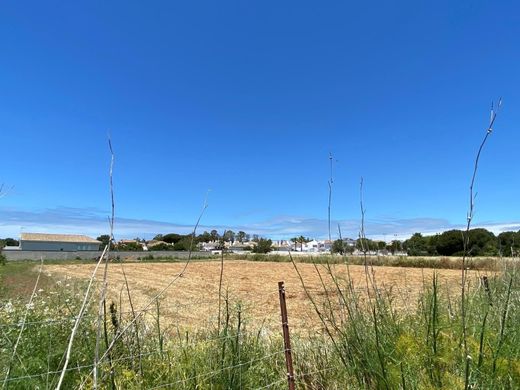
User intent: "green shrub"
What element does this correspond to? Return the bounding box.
[251,238,273,253]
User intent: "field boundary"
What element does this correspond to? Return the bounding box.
[1,250,211,261]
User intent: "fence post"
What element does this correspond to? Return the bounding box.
[278,281,295,390]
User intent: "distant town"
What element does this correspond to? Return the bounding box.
[2,226,520,258]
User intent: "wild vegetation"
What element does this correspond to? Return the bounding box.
[1,259,518,389]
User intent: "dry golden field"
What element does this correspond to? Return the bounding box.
[45,261,474,334]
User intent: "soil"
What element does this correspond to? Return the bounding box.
[43,260,474,334]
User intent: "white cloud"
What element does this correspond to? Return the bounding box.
[1,206,519,241]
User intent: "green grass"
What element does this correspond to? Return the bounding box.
[1,261,519,389]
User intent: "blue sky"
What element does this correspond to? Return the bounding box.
[1,1,519,241]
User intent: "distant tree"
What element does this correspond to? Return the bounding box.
[331,239,345,254]
[223,230,236,243]
[297,236,312,251]
[497,231,520,256]
[290,236,311,251]
[0,238,19,247]
[173,237,198,251]
[345,242,355,254]
[377,241,386,250]
[467,228,497,256]
[153,234,164,241]
[252,234,260,242]
[290,237,298,250]
[210,230,219,241]
[428,234,439,255]
[96,235,111,250]
[236,231,246,243]
[252,238,273,254]
[289,236,312,251]
[245,234,251,242]
[197,231,212,243]
[435,230,464,256]
[356,237,378,252]
[388,240,402,255]
[403,233,431,256]
[391,240,403,253]
[162,233,184,244]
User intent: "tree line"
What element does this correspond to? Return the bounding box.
[96,230,267,252]
[0,238,19,248]
[332,228,520,257]
[2,227,519,257]
[401,228,520,257]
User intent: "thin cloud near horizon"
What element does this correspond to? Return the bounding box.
[1,206,519,242]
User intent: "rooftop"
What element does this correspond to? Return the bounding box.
[20,233,101,244]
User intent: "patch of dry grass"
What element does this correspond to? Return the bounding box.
[44,261,479,334]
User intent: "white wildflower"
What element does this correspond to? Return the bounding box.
[4,301,14,313]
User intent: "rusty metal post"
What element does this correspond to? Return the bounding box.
[278,281,295,390]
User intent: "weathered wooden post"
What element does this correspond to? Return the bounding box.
[278,281,295,390]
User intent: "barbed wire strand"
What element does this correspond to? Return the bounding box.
[54,244,109,390]
[147,350,285,390]
[2,257,44,389]
[0,325,30,377]
[5,349,164,383]
[253,377,288,389]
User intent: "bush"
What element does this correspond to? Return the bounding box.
[0,253,6,266]
[117,242,143,251]
[251,238,273,254]
[331,239,355,255]
[173,237,198,251]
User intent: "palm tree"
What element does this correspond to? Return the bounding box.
[298,236,312,251]
[290,236,312,251]
[290,237,299,251]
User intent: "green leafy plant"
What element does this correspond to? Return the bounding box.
[251,238,273,253]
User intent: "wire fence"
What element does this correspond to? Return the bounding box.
[146,350,286,390]
[0,267,314,390]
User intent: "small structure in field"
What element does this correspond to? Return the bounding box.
[19,233,101,251]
